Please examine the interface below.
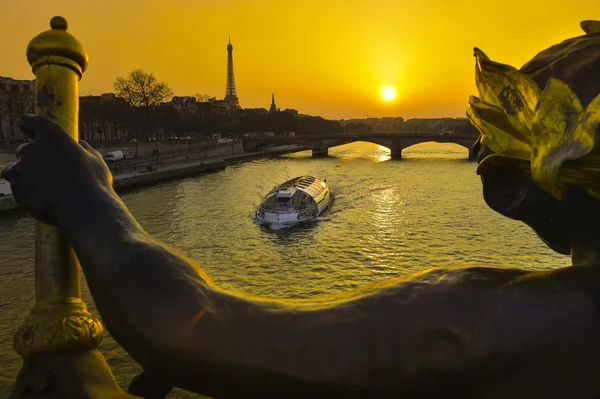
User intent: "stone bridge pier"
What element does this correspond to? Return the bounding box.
[389,139,403,159]
[365,138,403,159]
[312,141,329,157]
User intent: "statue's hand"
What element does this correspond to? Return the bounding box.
[1,115,113,225]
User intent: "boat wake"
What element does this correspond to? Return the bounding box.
[250,214,268,226]
[267,223,292,231]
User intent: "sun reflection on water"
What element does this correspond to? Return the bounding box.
[375,145,391,162]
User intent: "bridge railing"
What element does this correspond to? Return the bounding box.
[243,131,479,140]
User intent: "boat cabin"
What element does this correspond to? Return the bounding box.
[257,176,331,224]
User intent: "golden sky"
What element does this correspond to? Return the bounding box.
[1,0,599,119]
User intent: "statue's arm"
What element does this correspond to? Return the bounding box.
[6,115,598,396]
[24,174,600,399]
[50,184,592,392]
[58,185,483,393]
[58,188,568,396]
[58,185,218,350]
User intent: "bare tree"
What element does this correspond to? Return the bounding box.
[0,86,34,144]
[114,70,173,139]
[79,100,99,141]
[114,69,174,108]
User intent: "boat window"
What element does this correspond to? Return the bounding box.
[290,192,314,210]
[277,197,291,211]
[260,193,279,210]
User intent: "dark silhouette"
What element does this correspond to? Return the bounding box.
[224,36,240,107]
[113,69,174,140]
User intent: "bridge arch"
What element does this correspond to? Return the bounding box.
[397,140,474,158]
[243,133,479,160]
[314,137,477,160]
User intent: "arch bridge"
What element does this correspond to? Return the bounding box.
[243,132,480,160]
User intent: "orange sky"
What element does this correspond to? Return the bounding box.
[1,0,599,119]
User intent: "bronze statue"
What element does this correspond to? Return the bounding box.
[6,19,600,399]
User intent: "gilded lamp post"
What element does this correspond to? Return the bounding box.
[10,17,134,399]
[13,15,103,357]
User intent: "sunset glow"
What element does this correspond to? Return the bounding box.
[381,86,397,102]
[0,0,598,119]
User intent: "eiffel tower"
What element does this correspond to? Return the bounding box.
[224,35,240,107]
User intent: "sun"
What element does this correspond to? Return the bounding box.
[381,86,397,102]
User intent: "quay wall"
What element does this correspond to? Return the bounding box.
[112,159,227,190]
[0,146,306,212]
[111,142,243,172]
[0,140,243,164]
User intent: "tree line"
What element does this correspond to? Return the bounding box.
[79,69,365,143]
[0,83,34,142]
[2,69,474,145]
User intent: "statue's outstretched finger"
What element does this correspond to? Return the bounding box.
[15,142,32,160]
[1,161,20,184]
[79,140,93,151]
[80,140,103,158]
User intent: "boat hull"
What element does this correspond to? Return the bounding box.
[256,193,334,226]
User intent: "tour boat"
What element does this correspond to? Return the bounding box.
[256,176,334,226]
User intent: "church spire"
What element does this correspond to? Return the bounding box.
[269,93,277,113]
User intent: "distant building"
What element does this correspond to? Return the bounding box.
[282,108,298,116]
[340,116,404,132]
[269,93,277,114]
[243,108,269,115]
[208,98,237,116]
[171,96,198,113]
[79,92,125,105]
[426,119,445,128]
[0,76,35,142]
[79,93,128,141]
[403,117,471,133]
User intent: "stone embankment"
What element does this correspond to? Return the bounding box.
[0,139,244,164]
[0,144,308,212]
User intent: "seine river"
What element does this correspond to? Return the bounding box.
[0,142,567,398]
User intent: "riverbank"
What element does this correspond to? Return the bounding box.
[112,147,298,191]
[0,146,307,212]
[112,158,227,190]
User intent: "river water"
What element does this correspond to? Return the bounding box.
[0,142,568,398]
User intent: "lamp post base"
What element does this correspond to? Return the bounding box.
[10,349,137,399]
